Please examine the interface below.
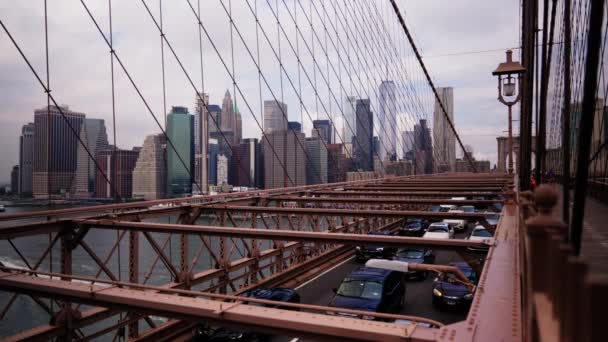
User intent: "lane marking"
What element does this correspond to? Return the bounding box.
[295,256,353,290]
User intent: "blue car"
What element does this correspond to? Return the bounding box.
[329,267,406,319]
[432,262,477,310]
[193,288,300,341]
[355,230,397,263]
[394,248,436,280]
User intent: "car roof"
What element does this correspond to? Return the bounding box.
[246,288,298,301]
[429,222,448,226]
[345,267,392,282]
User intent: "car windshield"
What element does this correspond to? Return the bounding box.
[428,226,448,232]
[472,229,492,237]
[337,279,383,300]
[397,249,424,258]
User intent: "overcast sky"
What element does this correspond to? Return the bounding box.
[0,0,520,184]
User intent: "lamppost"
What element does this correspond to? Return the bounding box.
[493,50,526,175]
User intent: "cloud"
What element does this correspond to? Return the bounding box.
[0,0,520,182]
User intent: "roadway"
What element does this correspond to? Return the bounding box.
[271,228,478,341]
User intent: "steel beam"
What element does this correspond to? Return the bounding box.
[0,271,438,342]
[79,219,491,251]
[267,196,503,205]
[309,190,502,197]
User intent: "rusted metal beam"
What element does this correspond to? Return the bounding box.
[198,205,496,220]
[0,270,439,341]
[80,219,491,251]
[268,196,503,205]
[309,190,503,197]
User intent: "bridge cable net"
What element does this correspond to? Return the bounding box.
[0,0,481,340]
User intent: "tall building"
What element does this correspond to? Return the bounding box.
[264,100,288,133]
[433,87,456,172]
[353,99,374,171]
[379,81,397,161]
[132,134,167,200]
[327,144,349,183]
[73,118,109,197]
[32,105,85,198]
[166,106,194,197]
[18,123,35,195]
[402,131,415,160]
[343,96,357,155]
[194,92,209,194]
[230,138,263,188]
[95,149,139,199]
[263,130,306,189]
[305,137,328,185]
[414,119,433,174]
[217,154,228,185]
[235,106,242,143]
[220,90,237,144]
[10,165,19,194]
[287,121,302,132]
[207,104,222,134]
[312,119,333,144]
[208,138,219,186]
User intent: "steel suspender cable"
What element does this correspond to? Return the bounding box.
[388,0,478,172]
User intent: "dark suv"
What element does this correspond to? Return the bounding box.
[394,248,436,279]
[399,218,429,237]
[355,230,397,263]
[329,267,406,319]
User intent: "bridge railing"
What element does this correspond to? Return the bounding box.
[520,184,606,342]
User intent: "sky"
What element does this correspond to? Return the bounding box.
[0,0,521,184]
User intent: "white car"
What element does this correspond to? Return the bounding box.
[423,223,454,239]
[467,225,493,251]
[443,210,467,232]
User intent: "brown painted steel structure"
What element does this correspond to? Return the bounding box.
[0,173,531,341]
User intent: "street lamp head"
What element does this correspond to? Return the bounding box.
[493,50,526,106]
[492,50,526,76]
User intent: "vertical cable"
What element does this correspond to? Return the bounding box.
[43,0,53,312]
[160,0,168,130]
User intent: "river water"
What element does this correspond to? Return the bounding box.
[0,202,266,339]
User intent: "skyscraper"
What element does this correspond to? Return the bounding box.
[379,81,397,161]
[401,131,415,160]
[235,106,242,144]
[433,87,456,172]
[353,99,373,171]
[73,118,109,197]
[220,90,237,144]
[230,138,263,188]
[263,130,306,189]
[414,119,433,174]
[132,134,167,200]
[207,104,222,134]
[312,119,333,144]
[95,148,139,199]
[287,121,302,132]
[166,106,194,197]
[263,100,288,133]
[217,154,228,185]
[208,138,219,186]
[32,105,85,198]
[18,122,35,195]
[343,96,357,155]
[10,165,19,194]
[327,144,349,183]
[305,137,328,185]
[194,92,209,194]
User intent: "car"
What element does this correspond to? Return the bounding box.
[393,248,436,279]
[439,204,457,212]
[484,212,500,228]
[399,218,429,237]
[432,262,477,310]
[329,267,406,319]
[394,319,440,329]
[442,210,467,232]
[467,225,493,252]
[355,230,397,263]
[193,288,300,341]
[427,206,443,223]
[423,223,454,239]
